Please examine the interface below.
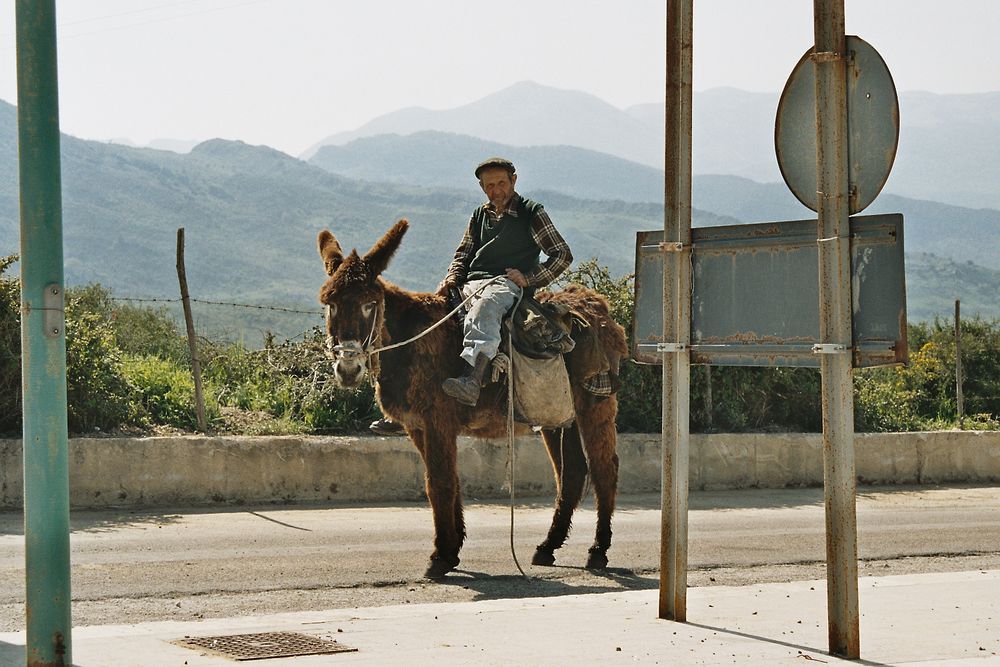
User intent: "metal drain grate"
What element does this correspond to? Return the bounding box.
[173,631,357,661]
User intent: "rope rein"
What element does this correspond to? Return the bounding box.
[365,275,507,356]
[505,288,529,579]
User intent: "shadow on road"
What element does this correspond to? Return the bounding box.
[0,639,25,665]
[684,621,892,667]
[0,509,187,537]
[246,511,312,531]
[432,565,659,603]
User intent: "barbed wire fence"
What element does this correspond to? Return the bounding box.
[109,295,326,345]
[110,295,321,315]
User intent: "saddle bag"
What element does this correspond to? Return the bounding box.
[509,343,576,429]
[502,302,575,428]
[497,292,617,428]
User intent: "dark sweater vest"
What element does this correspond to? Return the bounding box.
[465,197,543,282]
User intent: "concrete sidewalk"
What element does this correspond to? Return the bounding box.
[2,570,998,666]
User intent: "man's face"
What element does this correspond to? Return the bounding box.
[479,168,516,209]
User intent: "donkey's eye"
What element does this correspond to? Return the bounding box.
[361,301,376,318]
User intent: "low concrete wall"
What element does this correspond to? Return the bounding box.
[1,431,998,509]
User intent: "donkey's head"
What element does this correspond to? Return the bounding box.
[317,219,408,388]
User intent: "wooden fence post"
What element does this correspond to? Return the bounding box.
[956,299,964,430]
[702,366,713,428]
[176,227,207,432]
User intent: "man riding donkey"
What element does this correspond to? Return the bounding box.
[370,157,572,433]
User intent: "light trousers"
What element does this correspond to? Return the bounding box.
[459,277,522,366]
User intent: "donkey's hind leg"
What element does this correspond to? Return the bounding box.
[532,425,589,567]
[577,398,620,570]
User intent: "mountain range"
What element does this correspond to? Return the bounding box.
[2,80,999,342]
[309,130,667,204]
[305,127,1000,276]
[306,81,1000,211]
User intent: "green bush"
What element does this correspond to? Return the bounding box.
[0,267,142,434]
[202,341,289,414]
[200,332,380,434]
[912,318,1000,421]
[110,301,189,362]
[302,381,381,432]
[63,285,144,433]
[122,354,217,429]
[704,366,822,432]
[854,367,923,432]
[0,255,20,434]
[64,304,139,432]
[853,318,1000,431]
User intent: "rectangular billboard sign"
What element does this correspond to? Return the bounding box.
[632,214,907,368]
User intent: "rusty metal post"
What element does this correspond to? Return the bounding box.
[660,0,693,622]
[16,0,73,664]
[813,0,860,658]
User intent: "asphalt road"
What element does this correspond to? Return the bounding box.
[1,485,999,631]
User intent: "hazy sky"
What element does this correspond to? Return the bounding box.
[2,0,998,156]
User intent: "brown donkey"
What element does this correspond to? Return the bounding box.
[318,219,627,579]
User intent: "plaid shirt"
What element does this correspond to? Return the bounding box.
[445,193,572,288]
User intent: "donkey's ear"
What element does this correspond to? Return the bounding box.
[363,219,409,277]
[317,230,344,276]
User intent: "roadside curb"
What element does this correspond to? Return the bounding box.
[1,431,998,509]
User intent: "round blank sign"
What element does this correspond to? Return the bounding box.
[775,35,899,215]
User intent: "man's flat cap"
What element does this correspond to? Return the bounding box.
[475,157,516,178]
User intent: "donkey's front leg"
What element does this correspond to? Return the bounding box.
[414,428,464,579]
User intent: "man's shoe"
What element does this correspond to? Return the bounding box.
[442,353,491,406]
[369,417,404,436]
[441,375,480,406]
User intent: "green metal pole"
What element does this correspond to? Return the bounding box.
[16,1,73,665]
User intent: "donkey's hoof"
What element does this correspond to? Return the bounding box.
[585,550,609,570]
[531,549,556,566]
[424,555,460,580]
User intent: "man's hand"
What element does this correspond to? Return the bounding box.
[435,277,456,297]
[505,268,528,288]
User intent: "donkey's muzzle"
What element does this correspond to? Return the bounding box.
[331,340,368,388]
